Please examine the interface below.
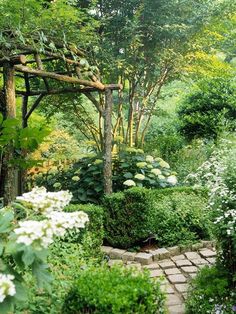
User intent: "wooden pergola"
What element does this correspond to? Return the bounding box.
[0,42,121,205]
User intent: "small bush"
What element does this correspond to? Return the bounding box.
[62,265,166,314]
[186,266,236,314]
[64,204,104,258]
[103,187,211,249]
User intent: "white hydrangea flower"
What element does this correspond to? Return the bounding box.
[136,162,147,168]
[123,180,136,187]
[159,160,170,168]
[72,176,80,182]
[46,211,89,237]
[14,220,54,249]
[16,187,72,214]
[151,168,161,176]
[0,274,16,303]
[134,174,145,180]
[167,175,178,185]
[146,155,154,163]
[158,174,165,180]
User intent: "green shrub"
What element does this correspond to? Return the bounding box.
[178,77,236,140]
[103,187,211,249]
[32,149,177,204]
[62,265,166,314]
[186,266,236,314]
[103,188,155,249]
[64,203,104,259]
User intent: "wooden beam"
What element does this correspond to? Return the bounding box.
[16,87,97,96]
[14,65,105,90]
[0,55,27,66]
[1,63,17,205]
[103,88,113,194]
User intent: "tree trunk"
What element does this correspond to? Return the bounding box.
[103,89,113,194]
[1,63,17,205]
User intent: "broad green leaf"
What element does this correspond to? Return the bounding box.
[14,282,28,302]
[22,247,35,266]
[0,211,14,233]
[32,261,52,293]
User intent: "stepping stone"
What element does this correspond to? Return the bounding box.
[207,257,216,264]
[185,252,201,260]
[166,294,182,306]
[101,246,113,254]
[201,240,214,249]
[168,274,187,284]
[153,248,170,260]
[143,263,159,270]
[175,259,192,267]
[191,258,209,266]
[175,283,188,293]
[164,268,181,275]
[168,304,185,314]
[158,260,176,269]
[122,251,136,262]
[149,269,163,278]
[191,242,203,250]
[171,255,185,261]
[135,252,153,265]
[109,248,126,259]
[161,284,175,294]
[181,266,198,273]
[189,273,197,278]
[199,249,216,258]
[167,246,180,255]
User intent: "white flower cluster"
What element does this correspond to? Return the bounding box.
[14,220,54,248]
[0,274,16,303]
[46,211,89,237]
[123,179,136,187]
[16,187,72,214]
[14,187,89,249]
[134,174,145,180]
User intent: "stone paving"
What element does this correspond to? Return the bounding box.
[102,244,216,314]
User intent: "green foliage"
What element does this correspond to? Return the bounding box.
[62,265,166,314]
[33,149,177,203]
[103,187,211,249]
[0,113,50,169]
[178,77,236,140]
[64,203,104,259]
[186,266,236,314]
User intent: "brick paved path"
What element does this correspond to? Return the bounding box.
[105,247,216,314]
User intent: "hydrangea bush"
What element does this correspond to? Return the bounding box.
[32,148,177,203]
[0,187,88,313]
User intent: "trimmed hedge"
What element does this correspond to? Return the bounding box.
[103,187,211,249]
[64,204,104,257]
[62,265,166,314]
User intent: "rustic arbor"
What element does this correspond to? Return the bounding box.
[0,42,121,204]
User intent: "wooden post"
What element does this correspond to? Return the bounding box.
[1,62,17,205]
[103,88,113,194]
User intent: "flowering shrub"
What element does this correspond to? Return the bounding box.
[0,187,88,313]
[187,137,236,287]
[33,148,177,203]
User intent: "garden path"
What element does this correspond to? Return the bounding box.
[102,245,216,314]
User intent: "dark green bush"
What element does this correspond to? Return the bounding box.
[62,265,166,314]
[103,187,211,249]
[186,266,236,314]
[64,203,104,258]
[103,188,155,249]
[178,77,236,140]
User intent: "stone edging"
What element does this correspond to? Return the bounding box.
[101,240,215,265]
